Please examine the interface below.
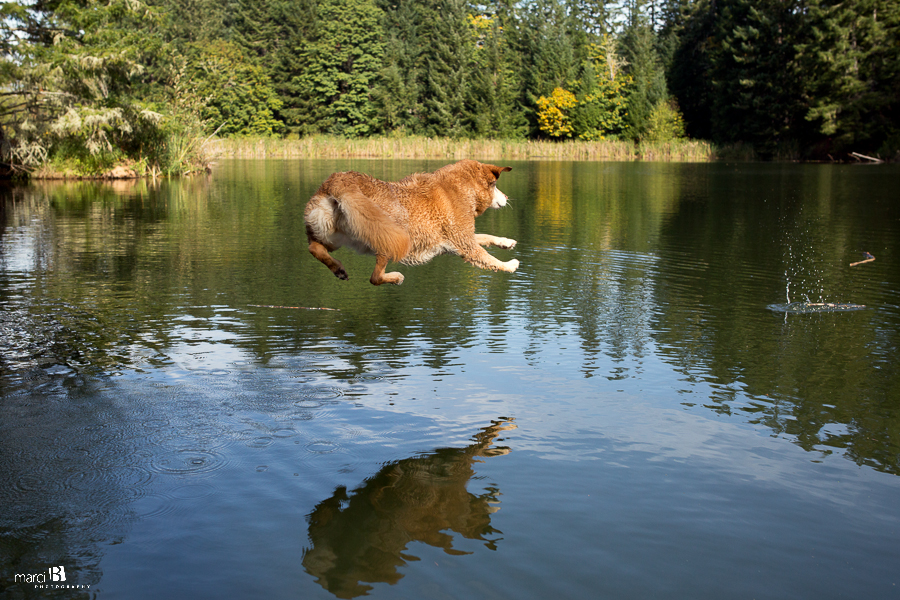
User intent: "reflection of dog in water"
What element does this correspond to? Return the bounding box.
[302,419,516,599]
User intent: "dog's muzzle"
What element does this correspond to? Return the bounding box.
[491,188,508,209]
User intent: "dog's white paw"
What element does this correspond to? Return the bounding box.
[504,259,519,272]
[497,237,517,249]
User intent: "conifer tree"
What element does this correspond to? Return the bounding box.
[292,0,385,136]
[667,0,717,139]
[467,13,528,138]
[511,0,580,134]
[570,39,632,140]
[669,0,808,152]
[798,0,900,156]
[568,0,612,41]
[185,40,284,136]
[269,0,318,133]
[149,0,231,46]
[711,0,806,153]
[0,0,171,168]
[372,0,423,134]
[228,0,284,63]
[417,0,473,137]
[619,0,669,139]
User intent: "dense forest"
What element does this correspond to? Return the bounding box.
[1,0,898,174]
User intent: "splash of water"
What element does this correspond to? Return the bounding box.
[767,302,866,314]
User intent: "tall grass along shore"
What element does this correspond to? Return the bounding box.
[16,136,737,180]
[210,136,720,163]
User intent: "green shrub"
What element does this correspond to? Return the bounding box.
[646,100,686,142]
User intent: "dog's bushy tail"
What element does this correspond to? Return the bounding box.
[335,191,411,261]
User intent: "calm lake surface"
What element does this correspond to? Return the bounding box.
[2,159,899,599]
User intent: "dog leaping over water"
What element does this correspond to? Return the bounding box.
[304,159,519,285]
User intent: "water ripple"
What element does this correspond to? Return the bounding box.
[148,448,228,476]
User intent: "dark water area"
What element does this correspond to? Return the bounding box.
[1,159,899,599]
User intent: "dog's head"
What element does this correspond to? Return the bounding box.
[435,160,513,216]
[486,164,512,211]
[472,162,512,216]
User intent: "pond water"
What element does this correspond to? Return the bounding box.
[1,159,899,599]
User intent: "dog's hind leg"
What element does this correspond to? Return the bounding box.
[309,240,349,280]
[369,254,405,286]
[475,233,517,249]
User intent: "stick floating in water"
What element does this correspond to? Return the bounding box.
[249,304,340,311]
[850,252,875,267]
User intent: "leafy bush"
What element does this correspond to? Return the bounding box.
[645,100,686,142]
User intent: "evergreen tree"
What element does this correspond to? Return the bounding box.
[416,0,473,137]
[0,0,171,168]
[711,0,806,153]
[619,0,669,139]
[511,0,579,134]
[228,0,284,63]
[669,0,808,152]
[148,0,231,46]
[568,0,612,41]
[293,0,385,136]
[535,38,632,140]
[570,39,632,140]
[798,0,900,156]
[186,40,284,136]
[269,0,318,133]
[467,13,528,138]
[666,0,720,140]
[372,0,422,134]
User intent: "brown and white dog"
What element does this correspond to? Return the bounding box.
[304,159,519,285]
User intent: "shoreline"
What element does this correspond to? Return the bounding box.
[12,135,892,181]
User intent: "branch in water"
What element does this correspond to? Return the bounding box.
[850,252,875,267]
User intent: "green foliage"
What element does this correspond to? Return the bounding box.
[150,0,229,46]
[714,0,807,154]
[229,0,284,62]
[666,0,716,140]
[292,0,385,137]
[467,13,529,138]
[268,0,318,133]
[619,3,669,140]
[646,99,686,141]
[3,0,899,171]
[416,0,473,138]
[536,40,632,140]
[798,0,900,155]
[0,0,176,170]
[515,0,579,97]
[371,0,421,135]
[669,0,899,157]
[574,39,632,140]
[671,0,806,153]
[186,40,284,136]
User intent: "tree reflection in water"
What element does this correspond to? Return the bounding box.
[302,419,515,598]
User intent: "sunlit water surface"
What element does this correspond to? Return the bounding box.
[2,160,899,599]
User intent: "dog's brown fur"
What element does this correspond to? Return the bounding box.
[304,159,518,285]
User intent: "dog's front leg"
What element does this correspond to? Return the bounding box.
[370,254,405,286]
[458,242,519,273]
[475,233,517,249]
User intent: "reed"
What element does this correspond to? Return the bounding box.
[637,139,716,162]
[209,135,722,162]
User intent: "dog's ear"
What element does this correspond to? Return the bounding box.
[489,165,512,178]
